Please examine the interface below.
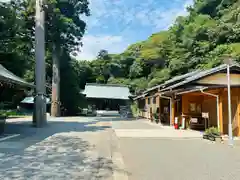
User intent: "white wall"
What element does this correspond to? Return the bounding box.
[197,73,240,85]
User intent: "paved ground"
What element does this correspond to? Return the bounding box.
[1,117,240,180]
[0,117,117,180]
[112,119,240,180]
[112,119,203,138]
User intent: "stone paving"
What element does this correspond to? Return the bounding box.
[0,117,115,180]
[2,116,240,180]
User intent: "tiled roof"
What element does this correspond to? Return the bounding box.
[134,63,240,99]
[161,63,240,91]
[82,83,131,100]
[163,70,201,85]
[143,70,201,94]
[0,64,34,88]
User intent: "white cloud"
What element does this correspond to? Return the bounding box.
[86,0,194,31]
[78,0,194,60]
[75,35,129,60]
[134,0,194,30]
[156,0,193,29]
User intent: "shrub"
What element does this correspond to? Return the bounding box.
[131,102,139,117]
[0,110,7,117]
[205,127,220,136]
[153,112,159,120]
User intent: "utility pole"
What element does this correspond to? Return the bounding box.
[224,57,234,146]
[227,63,233,146]
[33,0,47,127]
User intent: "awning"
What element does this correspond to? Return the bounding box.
[176,86,208,95]
[0,64,34,88]
[160,86,208,96]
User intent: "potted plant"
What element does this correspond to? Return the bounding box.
[0,110,7,134]
[153,113,160,124]
[203,127,222,142]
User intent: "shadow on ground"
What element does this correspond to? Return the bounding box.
[0,117,130,179]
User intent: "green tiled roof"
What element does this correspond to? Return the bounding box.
[0,64,34,88]
[82,83,131,100]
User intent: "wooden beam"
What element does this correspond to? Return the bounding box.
[171,97,175,125]
[145,97,148,119]
[237,88,240,136]
[158,96,161,120]
[219,90,224,134]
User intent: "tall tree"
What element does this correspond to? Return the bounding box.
[44,0,90,116]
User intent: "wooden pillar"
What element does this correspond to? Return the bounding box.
[237,88,240,136]
[171,98,175,126]
[149,96,153,121]
[219,92,224,134]
[158,96,161,120]
[145,97,148,119]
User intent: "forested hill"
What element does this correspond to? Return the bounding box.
[79,0,240,94]
[1,0,240,114]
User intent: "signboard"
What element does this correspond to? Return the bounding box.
[191,118,198,123]
[202,112,209,118]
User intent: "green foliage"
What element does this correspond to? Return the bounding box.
[205,126,221,136]
[0,0,33,77]
[129,78,148,94]
[1,0,240,114]
[153,112,159,121]
[97,0,240,94]
[0,0,90,115]
[0,110,7,117]
[129,60,143,78]
[0,109,26,117]
[148,69,171,87]
[85,0,240,94]
[60,52,90,115]
[130,102,139,117]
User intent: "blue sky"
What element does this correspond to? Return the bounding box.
[77,0,194,60]
[0,0,193,60]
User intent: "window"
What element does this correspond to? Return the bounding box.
[153,96,156,104]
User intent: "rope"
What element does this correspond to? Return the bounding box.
[33,93,48,98]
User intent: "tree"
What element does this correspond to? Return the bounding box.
[45,0,90,116]
[1,0,240,112]
[0,0,33,77]
[22,0,90,115]
[84,0,240,95]
[97,49,110,60]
